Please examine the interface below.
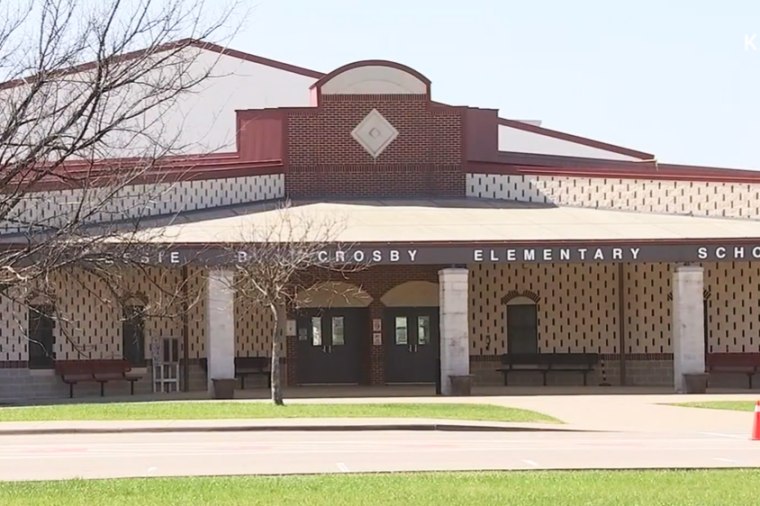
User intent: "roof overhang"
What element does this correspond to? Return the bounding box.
[92,198,760,266]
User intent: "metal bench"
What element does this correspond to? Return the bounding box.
[706,353,760,388]
[200,357,271,389]
[54,359,141,398]
[496,353,599,386]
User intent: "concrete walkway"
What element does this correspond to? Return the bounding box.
[482,392,758,433]
[0,418,566,435]
[2,391,759,479]
[0,389,757,435]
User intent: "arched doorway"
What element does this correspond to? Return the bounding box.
[294,282,372,384]
[381,281,439,384]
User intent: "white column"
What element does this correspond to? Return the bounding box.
[206,269,235,393]
[439,268,470,395]
[672,265,705,393]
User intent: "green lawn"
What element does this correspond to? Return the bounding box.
[0,402,558,423]
[672,401,755,412]
[1,470,758,506]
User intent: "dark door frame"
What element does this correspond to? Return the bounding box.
[295,307,366,385]
[384,306,440,384]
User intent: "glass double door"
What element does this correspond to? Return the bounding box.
[385,307,439,383]
[296,308,365,384]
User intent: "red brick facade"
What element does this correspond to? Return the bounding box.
[285,95,465,199]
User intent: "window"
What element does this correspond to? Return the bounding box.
[311,317,322,346]
[28,305,55,369]
[122,305,146,366]
[506,298,538,354]
[394,316,408,345]
[417,315,430,346]
[331,316,345,346]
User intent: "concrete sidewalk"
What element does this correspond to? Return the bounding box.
[0,392,756,436]
[0,417,571,436]
[485,393,758,433]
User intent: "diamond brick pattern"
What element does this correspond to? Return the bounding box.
[704,262,760,353]
[351,109,399,159]
[623,263,672,354]
[0,262,759,371]
[466,173,760,220]
[234,278,279,357]
[469,263,619,355]
[467,261,760,357]
[0,266,209,362]
[1,174,284,234]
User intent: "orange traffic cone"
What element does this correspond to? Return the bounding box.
[752,401,760,441]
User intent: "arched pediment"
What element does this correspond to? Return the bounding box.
[381,281,439,307]
[312,60,430,95]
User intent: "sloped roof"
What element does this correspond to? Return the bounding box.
[129,198,760,245]
[0,39,323,90]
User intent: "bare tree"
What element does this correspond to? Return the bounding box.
[231,202,364,405]
[0,1,242,356]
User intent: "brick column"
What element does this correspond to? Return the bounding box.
[205,269,235,394]
[286,335,298,386]
[672,265,705,393]
[439,268,469,395]
[368,304,385,385]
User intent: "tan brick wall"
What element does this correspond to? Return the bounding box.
[234,284,276,357]
[704,262,760,352]
[0,291,31,362]
[467,173,760,220]
[184,267,207,359]
[118,267,184,358]
[0,266,195,362]
[469,261,760,357]
[622,263,672,354]
[468,263,620,356]
[4,262,760,385]
[1,174,284,234]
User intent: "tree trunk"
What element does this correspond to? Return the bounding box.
[269,303,286,405]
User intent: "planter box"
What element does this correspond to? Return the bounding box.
[683,373,708,394]
[449,375,473,396]
[211,378,236,399]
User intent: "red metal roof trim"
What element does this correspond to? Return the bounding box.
[10,153,285,192]
[0,39,323,90]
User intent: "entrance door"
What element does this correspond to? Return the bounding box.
[385,308,439,383]
[296,308,365,384]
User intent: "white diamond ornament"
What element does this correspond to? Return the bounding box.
[351,109,399,159]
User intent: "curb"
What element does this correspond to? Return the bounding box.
[0,423,586,436]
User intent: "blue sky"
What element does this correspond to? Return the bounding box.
[231,0,760,169]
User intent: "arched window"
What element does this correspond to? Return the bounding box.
[505,295,538,354]
[122,300,146,366]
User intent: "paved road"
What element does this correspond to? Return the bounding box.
[2,428,759,481]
